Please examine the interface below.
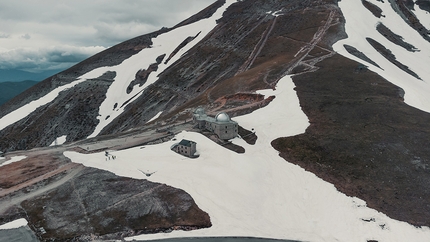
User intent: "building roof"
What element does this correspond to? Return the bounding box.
[215,112,230,122]
[178,139,195,147]
[194,107,205,115]
[193,109,237,125]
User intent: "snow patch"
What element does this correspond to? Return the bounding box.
[266,10,284,17]
[0,218,28,230]
[49,135,67,146]
[146,111,163,124]
[0,155,27,167]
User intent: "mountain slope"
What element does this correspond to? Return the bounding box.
[0,0,349,151]
[273,0,430,227]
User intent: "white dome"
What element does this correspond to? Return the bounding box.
[215,112,230,122]
[194,107,205,115]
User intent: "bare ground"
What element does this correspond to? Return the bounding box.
[0,124,211,241]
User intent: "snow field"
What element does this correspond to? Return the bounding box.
[65,75,430,242]
[0,155,27,167]
[333,0,430,113]
[0,218,28,230]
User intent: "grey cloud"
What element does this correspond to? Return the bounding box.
[0,0,216,44]
[0,33,10,38]
[0,0,216,72]
[47,51,93,63]
[0,46,105,71]
[21,33,31,39]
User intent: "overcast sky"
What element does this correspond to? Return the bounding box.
[0,0,216,73]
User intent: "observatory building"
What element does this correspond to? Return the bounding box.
[193,108,238,140]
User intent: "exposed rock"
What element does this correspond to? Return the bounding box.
[362,0,385,18]
[416,0,430,12]
[343,44,381,68]
[366,37,421,79]
[387,0,430,42]
[376,22,418,52]
[19,167,211,241]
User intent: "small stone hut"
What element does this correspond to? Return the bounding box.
[193,108,238,140]
[171,139,197,158]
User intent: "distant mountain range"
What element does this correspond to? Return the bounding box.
[0,69,62,83]
[0,69,63,106]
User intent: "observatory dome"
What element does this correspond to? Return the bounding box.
[215,112,230,122]
[194,107,205,115]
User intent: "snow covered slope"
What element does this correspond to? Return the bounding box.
[66,75,430,242]
[86,0,236,137]
[334,0,430,113]
[0,0,236,137]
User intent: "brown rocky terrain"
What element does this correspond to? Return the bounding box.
[0,131,211,241]
[0,0,343,152]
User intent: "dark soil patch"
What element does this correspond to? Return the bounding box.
[343,45,381,68]
[366,37,421,79]
[0,153,65,189]
[362,0,385,18]
[197,130,245,154]
[20,167,211,241]
[416,0,430,12]
[272,54,430,227]
[238,126,257,145]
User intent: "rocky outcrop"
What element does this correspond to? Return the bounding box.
[21,168,210,241]
[0,153,211,241]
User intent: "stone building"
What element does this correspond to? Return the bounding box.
[193,108,238,140]
[171,139,197,158]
